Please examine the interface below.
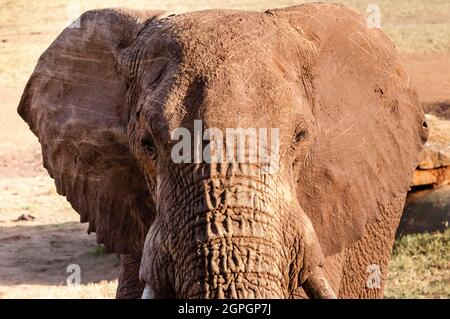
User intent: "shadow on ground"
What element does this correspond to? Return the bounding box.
[0,222,120,286]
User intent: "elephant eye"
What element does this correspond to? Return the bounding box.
[141,136,157,161]
[294,128,308,143]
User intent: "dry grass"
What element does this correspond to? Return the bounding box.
[0,281,117,299]
[385,229,450,298]
[385,23,450,53]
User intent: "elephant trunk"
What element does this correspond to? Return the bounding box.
[140,163,334,298]
[181,165,289,298]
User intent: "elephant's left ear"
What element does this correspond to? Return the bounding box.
[271,4,427,256]
[18,9,165,259]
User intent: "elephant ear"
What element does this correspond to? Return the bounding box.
[18,9,165,259]
[272,4,427,256]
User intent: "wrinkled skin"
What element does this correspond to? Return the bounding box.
[18,4,426,298]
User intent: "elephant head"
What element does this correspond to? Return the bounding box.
[18,4,426,298]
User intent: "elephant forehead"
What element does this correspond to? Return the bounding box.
[154,64,305,138]
[135,10,315,140]
[156,9,308,73]
[200,71,305,128]
[170,10,280,56]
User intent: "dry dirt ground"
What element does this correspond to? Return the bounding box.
[0,0,449,298]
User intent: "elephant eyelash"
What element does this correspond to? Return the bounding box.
[294,129,308,144]
[141,136,158,161]
[288,128,308,159]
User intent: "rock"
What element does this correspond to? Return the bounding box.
[417,114,450,170]
[412,113,450,188]
[412,166,450,187]
[403,110,450,236]
[423,100,450,120]
[397,185,450,237]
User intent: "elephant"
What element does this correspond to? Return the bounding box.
[18,3,427,299]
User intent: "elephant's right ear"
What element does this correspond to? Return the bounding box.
[18,9,165,259]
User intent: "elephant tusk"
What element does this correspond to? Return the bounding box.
[302,267,337,299]
[142,285,162,299]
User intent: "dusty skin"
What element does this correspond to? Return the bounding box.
[2,1,445,297]
[17,3,425,299]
